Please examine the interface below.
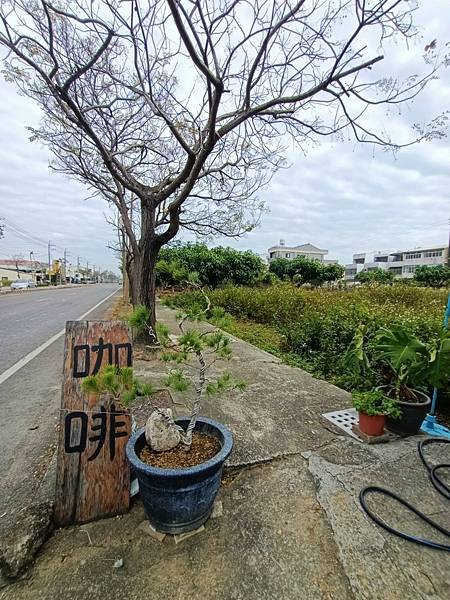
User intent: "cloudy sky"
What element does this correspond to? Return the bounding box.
[0,1,449,272]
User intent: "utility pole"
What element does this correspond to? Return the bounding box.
[63,248,70,284]
[86,261,89,283]
[447,217,450,268]
[48,241,56,284]
[30,250,35,284]
[93,264,96,283]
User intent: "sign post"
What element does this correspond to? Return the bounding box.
[55,320,133,526]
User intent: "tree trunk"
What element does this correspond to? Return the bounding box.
[138,242,158,333]
[125,253,138,306]
[137,201,158,338]
[134,199,180,342]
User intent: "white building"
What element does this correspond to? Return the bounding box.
[268,240,332,262]
[344,244,449,281]
[0,259,46,284]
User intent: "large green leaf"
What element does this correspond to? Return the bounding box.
[376,326,427,371]
[411,331,450,389]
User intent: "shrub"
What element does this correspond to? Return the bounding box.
[169,283,446,391]
[355,268,394,285]
[256,270,281,286]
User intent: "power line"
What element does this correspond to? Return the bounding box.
[3,219,50,248]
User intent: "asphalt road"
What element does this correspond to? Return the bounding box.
[0,284,121,534]
[0,284,121,375]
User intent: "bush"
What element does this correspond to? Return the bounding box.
[355,268,394,285]
[256,270,281,286]
[170,283,446,391]
[157,243,263,288]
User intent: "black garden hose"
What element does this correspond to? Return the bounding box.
[359,438,450,551]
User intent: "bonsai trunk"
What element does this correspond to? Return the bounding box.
[182,348,206,450]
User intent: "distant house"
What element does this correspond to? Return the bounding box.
[268,240,330,262]
[344,244,449,281]
[0,259,46,284]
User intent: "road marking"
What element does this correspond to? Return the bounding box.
[0,289,120,386]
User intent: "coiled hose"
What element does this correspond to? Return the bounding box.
[359,438,450,551]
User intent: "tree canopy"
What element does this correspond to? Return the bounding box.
[414,265,450,288]
[269,256,344,285]
[157,244,263,288]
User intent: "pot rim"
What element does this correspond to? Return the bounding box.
[377,385,431,407]
[126,416,233,478]
[358,411,386,418]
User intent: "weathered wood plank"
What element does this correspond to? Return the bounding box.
[54,321,133,526]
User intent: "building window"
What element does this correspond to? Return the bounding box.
[285,253,291,258]
[345,269,357,276]
[269,252,275,259]
[423,250,443,258]
[403,265,417,273]
[404,252,421,260]
[354,258,365,264]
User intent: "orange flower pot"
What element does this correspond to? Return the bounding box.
[358,412,386,437]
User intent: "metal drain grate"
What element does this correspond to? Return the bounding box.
[322,408,359,439]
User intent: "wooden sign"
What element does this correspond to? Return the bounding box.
[54,321,133,526]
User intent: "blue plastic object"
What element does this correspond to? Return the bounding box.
[126,417,233,534]
[421,293,450,440]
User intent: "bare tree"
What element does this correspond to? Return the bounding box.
[0,0,447,331]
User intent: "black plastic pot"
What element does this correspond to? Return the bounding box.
[380,388,431,435]
[126,417,233,534]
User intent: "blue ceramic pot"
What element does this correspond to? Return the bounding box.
[126,417,233,534]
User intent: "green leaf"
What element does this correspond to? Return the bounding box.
[376,326,427,371]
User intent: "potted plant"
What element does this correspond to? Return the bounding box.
[125,292,244,534]
[375,325,450,435]
[352,390,401,436]
[81,365,153,407]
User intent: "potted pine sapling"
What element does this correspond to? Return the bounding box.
[125,294,245,534]
[375,325,450,435]
[81,365,153,408]
[352,390,401,437]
